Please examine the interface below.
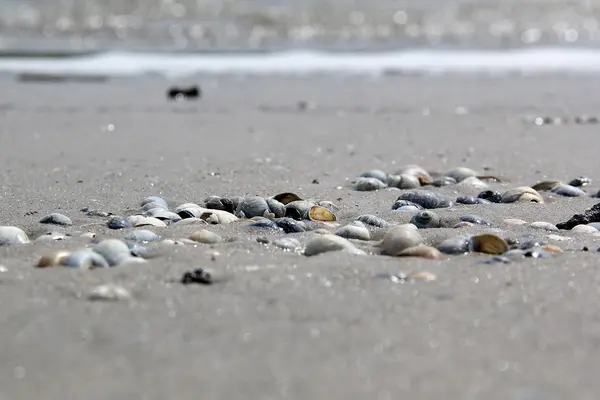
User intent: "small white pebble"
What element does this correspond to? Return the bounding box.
[88,284,131,301]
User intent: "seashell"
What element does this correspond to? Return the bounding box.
[124,229,161,243]
[273,237,301,251]
[107,216,133,230]
[541,244,563,253]
[571,224,599,234]
[176,205,207,218]
[335,221,370,241]
[140,201,168,213]
[88,284,132,301]
[569,176,591,187]
[133,216,167,227]
[468,233,509,255]
[285,200,314,220]
[140,196,168,210]
[36,251,71,268]
[394,165,432,181]
[443,167,478,182]
[455,196,491,205]
[308,205,337,222]
[204,196,236,214]
[266,198,286,218]
[272,192,303,205]
[93,239,132,266]
[353,177,387,191]
[145,209,181,222]
[531,180,562,191]
[235,196,270,219]
[456,176,489,192]
[453,221,474,228]
[388,174,420,189]
[501,187,543,203]
[173,217,206,226]
[551,184,586,197]
[304,234,365,256]
[274,218,307,233]
[437,236,470,254]
[432,176,457,187]
[356,214,389,228]
[61,250,110,269]
[408,271,438,281]
[248,218,282,231]
[199,210,238,224]
[39,213,72,226]
[34,232,67,242]
[379,225,424,256]
[391,199,424,212]
[588,222,600,231]
[189,229,223,244]
[460,215,491,226]
[174,203,203,213]
[476,175,503,183]
[360,169,389,185]
[396,190,452,209]
[395,245,444,260]
[477,190,502,203]
[529,221,558,232]
[128,215,146,225]
[410,210,442,229]
[504,218,528,225]
[0,226,30,245]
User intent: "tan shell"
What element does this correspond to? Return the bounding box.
[308,205,337,222]
[272,192,303,205]
[469,234,509,255]
[531,180,562,191]
[501,187,544,203]
[36,251,71,268]
[199,210,239,224]
[189,229,223,244]
[395,245,444,260]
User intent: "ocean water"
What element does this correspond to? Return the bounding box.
[2,0,600,76]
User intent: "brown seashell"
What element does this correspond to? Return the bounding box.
[542,244,563,253]
[531,180,562,191]
[272,192,303,205]
[36,251,71,268]
[308,205,337,222]
[418,175,433,186]
[469,234,509,255]
[409,271,438,281]
[395,245,444,260]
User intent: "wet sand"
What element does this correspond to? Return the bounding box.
[1,74,600,399]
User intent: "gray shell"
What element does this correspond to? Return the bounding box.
[266,198,286,218]
[140,201,168,212]
[443,167,478,182]
[123,229,161,242]
[61,250,110,269]
[285,200,315,220]
[93,239,131,267]
[551,184,586,197]
[432,176,457,187]
[379,225,424,255]
[410,211,442,229]
[459,215,491,226]
[397,190,453,209]
[0,226,30,245]
[356,214,389,228]
[353,177,387,191]
[140,196,169,210]
[388,174,421,189]
[335,221,371,241]
[437,236,470,255]
[359,169,389,185]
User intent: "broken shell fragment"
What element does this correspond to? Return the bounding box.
[308,205,337,222]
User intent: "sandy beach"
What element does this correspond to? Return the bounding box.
[0,74,600,399]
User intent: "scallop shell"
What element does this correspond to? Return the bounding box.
[395,245,444,260]
[272,192,303,205]
[304,234,365,257]
[308,205,337,222]
[353,177,387,191]
[468,234,509,255]
[379,225,424,256]
[410,211,442,229]
[501,187,544,203]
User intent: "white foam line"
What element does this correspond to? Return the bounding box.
[2,48,600,77]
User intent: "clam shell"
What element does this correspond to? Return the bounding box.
[274,218,307,233]
[356,214,389,228]
[443,167,478,182]
[61,250,110,269]
[308,205,337,222]
[173,217,207,226]
[571,224,600,234]
[199,210,238,224]
[266,198,286,218]
[335,221,370,241]
[456,176,489,192]
[235,196,270,219]
[140,196,168,209]
[304,234,365,257]
[388,174,420,189]
[0,226,30,245]
[397,190,452,209]
[360,169,389,184]
[410,210,442,229]
[468,234,509,255]
[379,225,424,256]
[93,239,131,266]
[391,200,424,212]
[504,218,528,225]
[531,180,562,191]
[437,236,470,254]
[107,216,133,229]
[353,177,387,191]
[501,187,543,203]
[285,200,314,220]
[551,184,586,197]
[39,213,72,226]
[272,192,303,205]
[395,245,444,260]
[133,217,167,228]
[248,218,282,231]
[432,176,457,187]
[456,196,491,205]
[204,196,235,213]
[529,221,559,232]
[140,201,168,212]
[123,229,161,243]
[36,251,71,268]
[394,165,432,181]
[146,209,181,222]
[189,229,223,244]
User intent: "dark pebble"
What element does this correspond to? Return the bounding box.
[39,213,72,226]
[181,268,213,285]
[477,190,502,203]
[167,85,201,101]
[556,202,600,230]
[569,176,592,187]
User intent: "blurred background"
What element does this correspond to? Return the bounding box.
[0,0,597,54]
